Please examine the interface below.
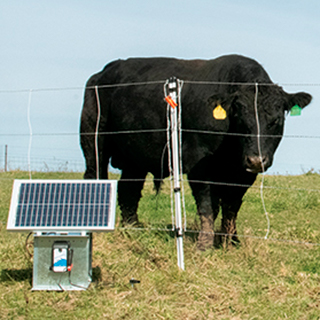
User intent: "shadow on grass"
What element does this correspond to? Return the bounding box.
[1,266,102,284]
[1,268,32,284]
[92,266,102,282]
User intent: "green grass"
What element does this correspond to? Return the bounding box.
[1,171,320,319]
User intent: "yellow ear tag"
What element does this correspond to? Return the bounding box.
[213,105,227,120]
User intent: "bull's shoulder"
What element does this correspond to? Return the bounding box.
[207,54,272,83]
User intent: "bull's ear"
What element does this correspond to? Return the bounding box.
[208,93,235,120]
[207,93,235,111]
[287,92,312,110]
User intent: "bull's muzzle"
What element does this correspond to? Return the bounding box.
[245,155,269,173]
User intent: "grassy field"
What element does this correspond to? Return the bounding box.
[1,170,320,319]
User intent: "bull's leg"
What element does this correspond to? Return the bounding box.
[118,168,147,225]
[189,181,216,251]
[81,129,98,179]
[81,132,111,179]
[218,199,242,247]
[98,138,113,180]
[214,170,255,247]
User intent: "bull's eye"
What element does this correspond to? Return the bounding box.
[267,118,280,129]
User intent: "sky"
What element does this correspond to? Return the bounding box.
[0,0,319,175]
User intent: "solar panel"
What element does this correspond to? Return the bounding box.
[7,180,117,232]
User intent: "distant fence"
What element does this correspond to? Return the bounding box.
[0,144,85,172]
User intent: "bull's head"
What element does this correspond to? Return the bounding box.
[209,85,312,173]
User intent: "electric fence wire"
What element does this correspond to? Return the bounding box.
[3,130,320,140]
[2,172,320,194]
[118,226,320,247]
[1,172,320,194]
[1,79,320,94]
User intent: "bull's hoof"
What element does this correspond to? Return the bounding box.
[214,233,240,248]
[230,237,241,247]
[197,231,214,251]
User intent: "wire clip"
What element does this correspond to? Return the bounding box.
[174,227,183,238]
[165,95,178,109]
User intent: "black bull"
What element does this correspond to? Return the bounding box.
[80,54,312,250]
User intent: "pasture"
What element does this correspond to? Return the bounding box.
[1,170,320,319]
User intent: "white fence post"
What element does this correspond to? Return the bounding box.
[167,77,185,271]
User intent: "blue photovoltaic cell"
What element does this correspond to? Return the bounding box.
[13,182,113,229]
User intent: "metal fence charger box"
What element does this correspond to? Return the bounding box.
[7,180,117,291]
[33,232,92,291]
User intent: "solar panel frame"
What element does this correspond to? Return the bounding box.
[7,179,118,232]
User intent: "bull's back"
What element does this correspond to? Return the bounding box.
[87,54,272,87]
[93,57,206,84]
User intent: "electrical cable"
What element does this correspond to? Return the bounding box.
[68,271,90,290]
[25,232,34,260]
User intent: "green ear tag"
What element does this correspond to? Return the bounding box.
[290,105,302,116]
